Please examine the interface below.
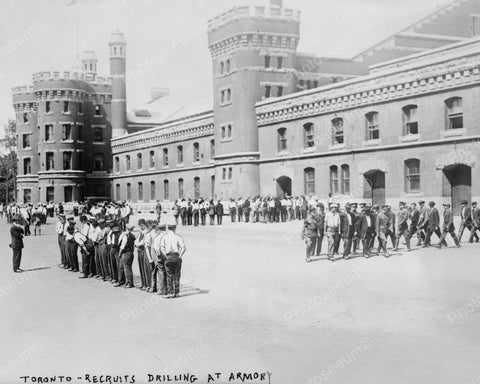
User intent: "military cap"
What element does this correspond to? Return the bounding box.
[351,203,358,208]
[461,200,468,205]
[399,201,407,206]
[364,205,372,210]
[443,203,451,207]
[472,202,478,205]
[419,200,425,204]
[138,218,147,226]
[67,216,75,221]
[372,204,380,210]
[429,201,436,206]
[158,222,167,229]
[330,203,339,208]
[359,203,367,207]
[345,203,351,208]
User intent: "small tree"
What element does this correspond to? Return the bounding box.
[0,119,17,203]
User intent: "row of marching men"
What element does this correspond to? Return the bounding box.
[301,200,479,262]
[55,214,186,298]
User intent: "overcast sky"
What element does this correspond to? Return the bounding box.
[0,0,451,131]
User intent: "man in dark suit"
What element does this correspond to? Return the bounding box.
[359,205,375,258]
[408,203,421,246]
[10,216,25,272]
[469,202,480,243]
[458,200,478,243]
[423,201,444,247]
[341,203,356,260]
[416,200,428,246]
[394,201,411,252]
[215,200,224,225]
[376,206,391,257]
[435,203,460,249]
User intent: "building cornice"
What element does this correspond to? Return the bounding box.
[256,42,480,126]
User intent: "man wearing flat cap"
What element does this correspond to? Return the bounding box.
[394,201,411,252]
[457,200,478,243]
[435,203,460,249]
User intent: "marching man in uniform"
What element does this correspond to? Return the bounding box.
[435,203,461,249]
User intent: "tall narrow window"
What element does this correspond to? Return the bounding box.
[126,183,131,200]
[22,113,28,123]
[63,152,72,170]
[210,139,215,159]
[23,158,32,174]
[228,167,233,180]
[150,181,155,200]
[227,124,232,138]
[149,150,155,168]
[277,128,287,152]
[446,97,463,129]
[62,124,72,140]
[178,178,184,198]
[226,59,231,73]
[277,56,283,69]
[163,180,169,200]
[277,86,283,97]
[303,123,314,148]
[137,153,143,169]
[221,126,226,140]
[63,101,69,113]
[177,145,183,164]
[94,105,101,116]
[265,55,271,68]
[222,168,226,180]
[93,127,103,142]
[163,148,169,167]
[138,182,143,201]
[126,155,131,171]
[23,189,32,203]
[78,102,82,114]
[332,118,344,145]
[45,101,51,113]
[403,105,418,135]
[64,186,73,202]
[46,152,54,171]
[193,142,200,162]
[78,125,84,141]
[341,164,350,195]
[265,85,271,98]
[329,165,338,194]
[366,112,379,140]
[405,158,421,192]
[93,153,104,171]
[304,168,315,195]
[45,125,53,141]
[22,134,31,148]
[226,89,231,102]
[116,184,120,200]
[46,186,54,202]
[114,157,120,172]
[220,61,225,74]
[78,152,84,166]
[194,177,201,199]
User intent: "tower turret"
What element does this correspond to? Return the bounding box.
[81,50,98,78]
[109,30,127,138]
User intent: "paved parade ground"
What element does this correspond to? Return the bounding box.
[1,216,480,384]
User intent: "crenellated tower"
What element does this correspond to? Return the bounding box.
[207,0,300,198]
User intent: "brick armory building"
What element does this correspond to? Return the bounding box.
[13,0,480,213]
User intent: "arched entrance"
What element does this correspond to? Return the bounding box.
[276,176,292,197]
[363,170,386,206]
[442,164,472,215]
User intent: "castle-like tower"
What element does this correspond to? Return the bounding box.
[109,30,127,138]
[207,0,300,197]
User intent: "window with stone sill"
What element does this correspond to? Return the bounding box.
[445,97,463,130]
[365,112,379,140]
[403,105,419,136]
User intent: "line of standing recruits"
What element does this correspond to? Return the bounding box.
[301,200,479,262]
[55,214,186,298]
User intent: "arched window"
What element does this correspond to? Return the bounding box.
[341,164,350,195]
[303,123,315,148]
[149,151,155,168]
[178,178,184,198]
[177,145,183,164]
[116,184,120,200]
[137,153,142,170]
[193,142,200,162]
[114,157,120,173]
[445,97,463,129]
[405,159,420,192]
[329,165,338,194]
[138,182,143,201]
[277,128,287,151]
[163,180,169,200]
[210,139,215,159]
[365,112,379,140]
[163,148,169,167]
[126,183,131,200]
[126,155,131,171]
[93,153,104,171]
[332,118,344,144]
[194,177,201,199]
[150,181,155,200]
[304,168,315,195]
[403,105,418,135]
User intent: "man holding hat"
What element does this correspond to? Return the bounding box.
[10,216,25,272]
[435,203,460,249]
[458,200,478,243]
[160,222,186,298]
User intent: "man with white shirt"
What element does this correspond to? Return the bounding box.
[135,219,148,290]
[145,220,161,293]
[325,204,341,260]
[79,215,95,278]
[151,222,168,296]
[56,214,67,268]
[160,223,186,298]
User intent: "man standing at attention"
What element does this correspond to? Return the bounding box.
[117,223,137,288]
[325,204,340,261]
[10,216,25,272]
[160,222,186,299]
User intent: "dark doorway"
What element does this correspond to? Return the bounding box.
[443,164,472,215]
[364,170,386,206]
[276,176,292,197]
